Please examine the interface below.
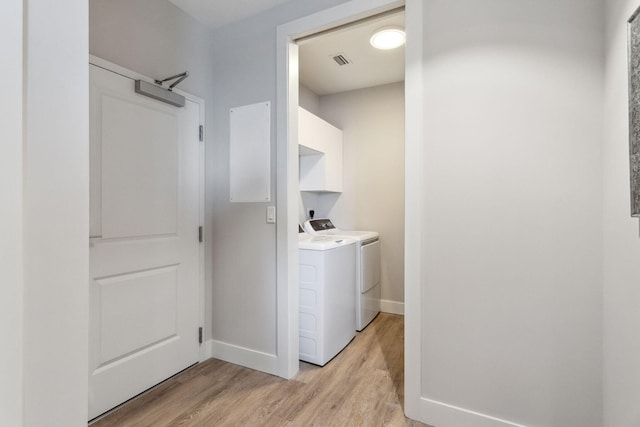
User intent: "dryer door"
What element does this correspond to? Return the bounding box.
[360,239,381,293]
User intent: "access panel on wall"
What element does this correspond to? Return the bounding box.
[229,101,271,202]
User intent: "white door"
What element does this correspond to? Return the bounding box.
[88,63,202,419]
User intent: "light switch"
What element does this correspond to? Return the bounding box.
[266,206,276,223]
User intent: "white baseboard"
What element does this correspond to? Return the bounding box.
[203,339,279,376]
[380,299,404,315]
[418,397,527,427]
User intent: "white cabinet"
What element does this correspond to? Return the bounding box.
[298,107,343,193]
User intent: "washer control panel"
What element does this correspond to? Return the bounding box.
[309,219,335,231]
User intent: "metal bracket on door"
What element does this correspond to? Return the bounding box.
[134,72,189,108]
[135,80,185,107]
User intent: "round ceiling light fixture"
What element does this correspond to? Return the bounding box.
[370,26,406,50]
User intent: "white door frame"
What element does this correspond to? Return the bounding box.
[275,5,422,419]
[88,55,208,362]
[402,0,424,421]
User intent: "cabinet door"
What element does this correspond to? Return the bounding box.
[299,107,343,192]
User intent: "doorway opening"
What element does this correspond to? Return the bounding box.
[275,0,408,387]
[296,8,406,324]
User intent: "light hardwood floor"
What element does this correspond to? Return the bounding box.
[91,313,429,427]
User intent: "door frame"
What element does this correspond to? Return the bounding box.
[275,4,422,414]
[88,55,207,362]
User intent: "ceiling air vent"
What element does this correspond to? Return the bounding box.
[332,54,351,66]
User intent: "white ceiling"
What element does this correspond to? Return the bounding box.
[167,0,292,30]
[298,10,405,95]
[167,1,405,96]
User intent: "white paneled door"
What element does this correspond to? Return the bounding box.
[88,63,202,419]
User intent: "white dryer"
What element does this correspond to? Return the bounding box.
[298,226,356,366]
[303,219,381,331]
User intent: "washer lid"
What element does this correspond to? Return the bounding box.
[303,219,379,241]
[298,234,355,250]
[321,229,379,241]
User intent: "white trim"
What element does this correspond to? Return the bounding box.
[417,398,528,427]
[276,28,300,379]
[209,340,278,375]
[88,55,202,103]
[380,299,404,315]
[89,56,155,87]
[200,342,210,362]
[202,340,213,360]
[197,78,207,365]
[276,0,405,381]
[403,0,424,422]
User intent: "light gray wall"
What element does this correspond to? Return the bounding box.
[315,82,405,305]
[603,0,640,425]
[208,0,348,354]
[23,1,90,425]
[90,0,216,340]
[299,84,321,115]
[0,1,23,425]
[90,0,214,99]
[419,0,604,425]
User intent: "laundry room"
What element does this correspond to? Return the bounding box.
[297,9,406,316]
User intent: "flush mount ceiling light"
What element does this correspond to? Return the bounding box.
[370,26,406,50]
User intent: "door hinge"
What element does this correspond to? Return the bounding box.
[198,327,203,344]
[199,125,203,142]
[198,226,203,243]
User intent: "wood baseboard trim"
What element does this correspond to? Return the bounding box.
[380,299,404,315]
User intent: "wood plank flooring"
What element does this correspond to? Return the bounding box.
[91,313,429,427]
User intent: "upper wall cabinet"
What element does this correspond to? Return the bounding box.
[298,107,343,193]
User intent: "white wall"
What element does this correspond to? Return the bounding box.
[0,1,24,425]
[603,0,640,425]
[299,84,321,115]
[316,82,405,307]
[417,0,604,425]
[23,1,90,426]
[90,0,214,98]
[208,0,348,366]
[90,0,215,340]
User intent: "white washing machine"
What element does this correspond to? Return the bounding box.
[303,219,381,331]
[298,226,356,366]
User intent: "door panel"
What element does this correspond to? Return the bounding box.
[89,64,200,419]
[96,265,179,366]
[101,94,179,238]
